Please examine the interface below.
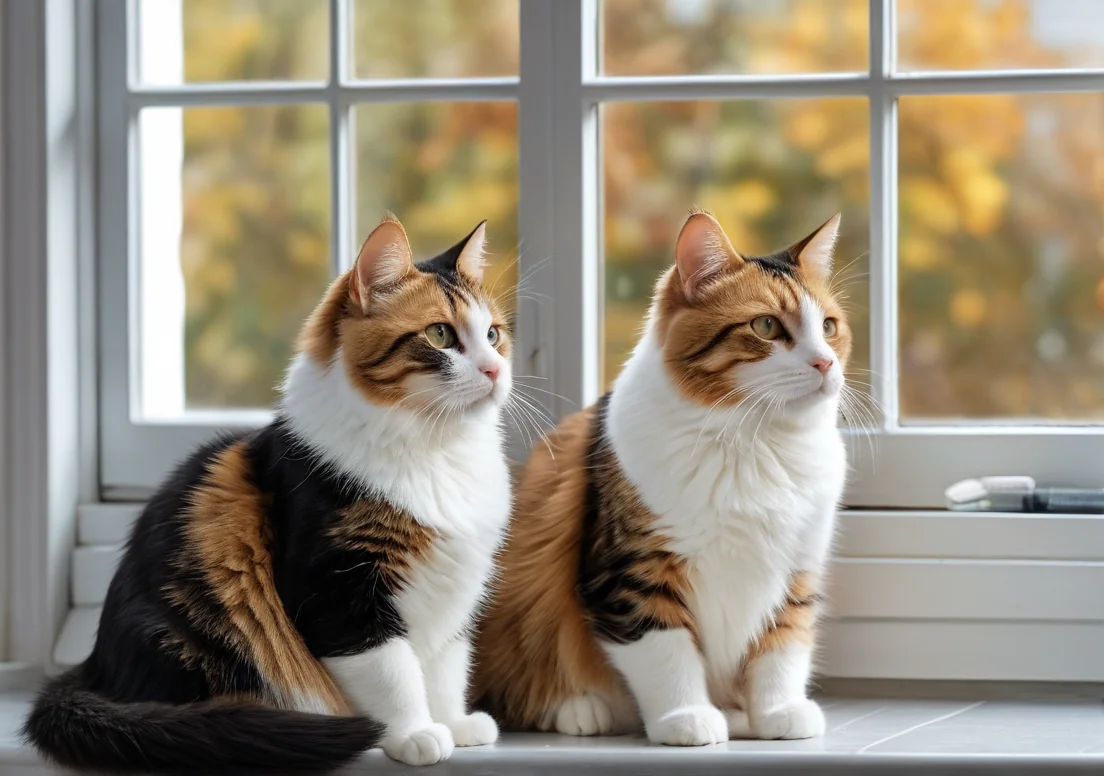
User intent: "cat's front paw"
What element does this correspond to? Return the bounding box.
[447,711,499,747]
[382,723,455,765]
[555,694,614,736]
[646,705,728,746]
[750,699,825,740]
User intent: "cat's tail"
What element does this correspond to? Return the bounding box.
[22,667,384,773]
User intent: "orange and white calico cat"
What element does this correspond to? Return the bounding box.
[476,212,850,746]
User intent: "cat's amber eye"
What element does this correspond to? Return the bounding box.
[487,326,500,346]
[823,318,839,337]
[750,315,784,340]
[425,323,458,349]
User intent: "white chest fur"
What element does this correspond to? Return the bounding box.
[607,335,845,694]
[282,351,512,650]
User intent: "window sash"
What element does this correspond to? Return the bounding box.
[97,0,1104,504]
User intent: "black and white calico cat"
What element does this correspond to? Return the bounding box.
[24,216,513,772]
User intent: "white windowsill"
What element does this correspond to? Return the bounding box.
[2,683,1102,774]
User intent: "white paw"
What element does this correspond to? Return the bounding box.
[447,711,499,747]
[723,708,753,738]
[751,699,825,740]
[554,694,614,737]
[646,705,728,746]
[382,723,455,766]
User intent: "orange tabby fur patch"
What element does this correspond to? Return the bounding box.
[474,408,619,730]
[746,571,823,658]
[653,260,851,408]
[298,268,510,407]
[174,441,352,715]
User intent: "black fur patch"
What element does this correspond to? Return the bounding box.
[20,418,427,773]
[747,248,798,278]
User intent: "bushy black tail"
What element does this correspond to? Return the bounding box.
[23,668,384,774]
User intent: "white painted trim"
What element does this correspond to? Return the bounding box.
[127,78,518,107]
[2,0,91,665]
[867,0,897,423]
[61,504,1104,681]
[53,605,100,668]
[552,0,601,411]
[511,0,557,459]
[77,503,142,545]
[0,2,6,661]
[821,621,1104,683]
[836,510,1104,561]
[67,541,1104,623]
[71,546,123,606]
[0,2,7,662]
[581,69,1104,101]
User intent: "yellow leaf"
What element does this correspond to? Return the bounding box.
[900,235,942,270]
[902,178,959,234]
[730,180,778,219]
[950,289,988,328]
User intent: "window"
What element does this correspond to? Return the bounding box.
[98,0,1104,508]
[97,0,521,493]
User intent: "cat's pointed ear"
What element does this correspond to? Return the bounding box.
[791,213,840,282]
[456,220,488,283]
[350,215,415,312]
[675,211,741,301]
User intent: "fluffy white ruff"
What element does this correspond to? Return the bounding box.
[605,322,846,714]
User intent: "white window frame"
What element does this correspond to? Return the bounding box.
[97,0,1104,506]
[4,0,1100,680]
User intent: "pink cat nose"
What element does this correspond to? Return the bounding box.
[810,357,833,375]
[482,365,500,382]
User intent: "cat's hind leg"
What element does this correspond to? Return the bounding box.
[549,694,613,736]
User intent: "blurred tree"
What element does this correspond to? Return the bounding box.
[172,0,1104,419]
[603,0,1104,420]
[176,0,518,409]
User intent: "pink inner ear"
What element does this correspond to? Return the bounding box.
[795,213,841,280]
[676,213,737,298]
[456,221,488,283]
[351,220,413,309]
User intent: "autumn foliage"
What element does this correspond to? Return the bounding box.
[171,0,1104,420]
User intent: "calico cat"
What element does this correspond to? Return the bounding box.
[475,212,850,746]
[25,216,513,771]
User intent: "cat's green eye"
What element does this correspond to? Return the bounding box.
[487,326,500,346]
[425,323,457,349]
[823,318,838,337]
[750,315,784,340]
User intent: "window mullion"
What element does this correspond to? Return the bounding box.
[868,0,899,426]
[515,0,559,456]
[329,0,350,274]
[549,0,600,412]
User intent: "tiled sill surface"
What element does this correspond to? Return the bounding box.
[3,693,1103,775]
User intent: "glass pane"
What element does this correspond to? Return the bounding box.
[897,0,1104,72]
[137,0,328,85]
[137,105,331,416]
[602,0,868,76]
[353,102,519,311]
[899,94,1104,421]
[602,99,871,395]
[351,0,519,79]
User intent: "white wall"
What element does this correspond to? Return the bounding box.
[0,0,7,662]
[1,0,86,667]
